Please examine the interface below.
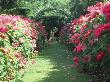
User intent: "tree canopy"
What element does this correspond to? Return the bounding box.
[0,0,105,18]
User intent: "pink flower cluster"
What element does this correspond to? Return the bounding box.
[0,26,8,33]
[73,43,86,53]
[0,15,40,77]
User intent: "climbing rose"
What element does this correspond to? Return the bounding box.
[73,56,79,65]
[96,51,106,61]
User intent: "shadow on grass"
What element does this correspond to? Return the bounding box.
[34,43,96,82]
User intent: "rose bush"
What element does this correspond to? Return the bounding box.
[60,23,75,50]
[0,15,38,81]
[60,2,110,81]
[36,21,47,51]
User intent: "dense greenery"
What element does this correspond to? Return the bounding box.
[0,0,105,18]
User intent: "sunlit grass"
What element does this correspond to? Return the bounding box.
[18,43,97,82]
[22,57,55,82]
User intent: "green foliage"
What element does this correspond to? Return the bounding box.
[69,0,104,18]
[0,0,106,19]
[0,0,71,17]
[0,0,17,9]
[0,0,30,16]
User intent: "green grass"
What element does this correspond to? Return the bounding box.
[18,43,96,82]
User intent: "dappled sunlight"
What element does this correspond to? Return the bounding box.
[22,58,58,82]
[21,43,96,82]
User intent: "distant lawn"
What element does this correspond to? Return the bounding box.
[15,43,97,82]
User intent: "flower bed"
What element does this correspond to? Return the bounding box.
[0,15,38,81]
[60,2,110,81]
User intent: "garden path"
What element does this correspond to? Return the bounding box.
[22,43,95,82]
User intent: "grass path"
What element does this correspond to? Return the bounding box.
[22,43,95,82]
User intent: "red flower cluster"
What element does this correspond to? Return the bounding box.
[59,3,110,82]
[73,43,86,53]
[94,24,104,38]
[60,2,110,66]
[94,23,110,38]
[70,33,81,44]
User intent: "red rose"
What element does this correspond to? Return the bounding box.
[102,3,110,22]
[103,23,110,30]
[94,24,104,38]
[75,43,87,53]
[96,51,106,61]
[73,56,79,65]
